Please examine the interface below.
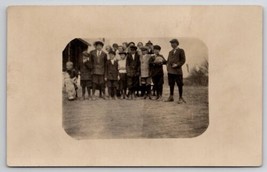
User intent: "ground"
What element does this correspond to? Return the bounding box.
[63,83,209,140]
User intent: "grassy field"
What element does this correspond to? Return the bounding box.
[63,83,209,139]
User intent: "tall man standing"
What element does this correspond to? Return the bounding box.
[90,41,108,100]
[165,39,186,104]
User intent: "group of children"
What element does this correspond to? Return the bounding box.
[65,40,167,101]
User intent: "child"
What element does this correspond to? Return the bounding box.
[106,51,119,99]
[90,41,108,100]
[150,45,167,101]
[118,52,127,99]
[80,51,93,100]
[126,45,141,100]
[65,61,78,100]
[140,46,152,99]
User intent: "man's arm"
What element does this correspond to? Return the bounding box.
[172,49,186,68]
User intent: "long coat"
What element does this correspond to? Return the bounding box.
[90,49,107,75]
[80,60,93,80]
[149,54,167,77]
[106,60,119,80]
[126,53,141,77]
[166,48,186,75]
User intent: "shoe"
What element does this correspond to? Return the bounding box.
[144,95,147,99]
[177,97,186,104]
[157,96,163,101]
[92,95,96,101]
[164,96,174,102]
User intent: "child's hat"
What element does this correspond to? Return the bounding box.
[119,51,127,55]
[108,51,116,55]
[153,45,161,50]
[129,45,138,51]
[145,40,153,46]
[170,38,179,44]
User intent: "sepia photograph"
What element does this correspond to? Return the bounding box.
[6,5,262,166]
[62,37,209,139]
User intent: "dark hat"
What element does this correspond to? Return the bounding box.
[140,46,149,51]
[129,45,137,51]
[94,41,104,46]
[119,51,127,55]
[112,43,119,47]
[153,45,161,50]
[108,51,116,55]
[145,40,153,46]
[127,42,135,47]
[170,39,179,45]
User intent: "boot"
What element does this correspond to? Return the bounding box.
[165,95,174,102]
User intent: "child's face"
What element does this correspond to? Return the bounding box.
[118,47,124,53]
[154,49,160,54]
[96,44,103,51]
[66,63,73,70]
[142,50,148,55]
[109,54,115,60]
[120,54,126,60]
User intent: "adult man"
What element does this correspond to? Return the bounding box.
[126,45,141,99]
[90,41,108,100]
[165,38,186,104]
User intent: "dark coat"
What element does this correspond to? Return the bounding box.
[80,60,93,80]
[126,53,141,77]
[149,54,167,77]
[106,60,119,80]
[90,49,107,75]
[167,48,186,75]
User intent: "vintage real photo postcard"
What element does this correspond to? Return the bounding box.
[7,6,262,166]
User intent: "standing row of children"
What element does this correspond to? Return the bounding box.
[65,40,167,101]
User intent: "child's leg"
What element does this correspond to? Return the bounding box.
[82,85,86,98]
[87,87,91,97]
[108,87,112,97]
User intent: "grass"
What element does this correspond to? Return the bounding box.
[63,83,209,139]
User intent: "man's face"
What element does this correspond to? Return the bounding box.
[171,42,178,49]
[96,44,103,51]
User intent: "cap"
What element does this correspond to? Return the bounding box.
[129,45,138,51]
[170,39,179,45]
[119,52,127,55]
[153,45,161,50]
[108,51,116,55]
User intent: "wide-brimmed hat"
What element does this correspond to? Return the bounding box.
[94,41,104,46]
